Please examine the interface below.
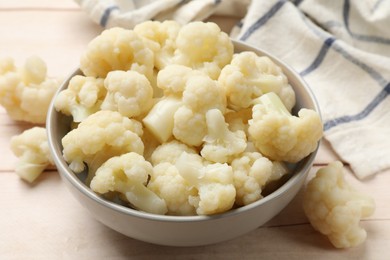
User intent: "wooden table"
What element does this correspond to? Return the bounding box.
[1,1,389,259]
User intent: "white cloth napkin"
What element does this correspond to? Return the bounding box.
[74,0,390,179]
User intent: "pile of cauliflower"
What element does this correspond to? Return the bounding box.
[1,20,375,249]
[52,21,323,216]
[0,56,60,183]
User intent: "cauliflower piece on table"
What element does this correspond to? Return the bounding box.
[90,152,167,215]
[173,21,233,80]
[10,127,53,183]
[101,70,153,118]
[218,51,295,111]
[148,162,197,215]
[175,152,236,215]
[303,161,375,248]
[248,92,322,163]
[231,152,287,206]
[0,56,60,124]
[62,110,144,182]
[134,20,181,70]
[201,109,247,163]
[80,27,154,79]
[55,75,105,122]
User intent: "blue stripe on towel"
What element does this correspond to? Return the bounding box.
[332,43,388,87]
[371,0,386,13]
[239,0,287,41]
[100,5,119,27]
[343,0,390,45]
[300,37,336,76]
[292,0,304,6]
[299,12,390,130]
[324,82,390,130]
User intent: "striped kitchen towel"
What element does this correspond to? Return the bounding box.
[75,0,390,179]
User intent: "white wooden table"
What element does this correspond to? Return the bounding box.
[0,1,389,259]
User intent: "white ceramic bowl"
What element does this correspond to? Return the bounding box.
[47,41,321,247]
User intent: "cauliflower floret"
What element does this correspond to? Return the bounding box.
[80,27,154,79]
[248,92,322,162]
[90,152,167,215]
[55,75,105,122]
[156,64,203,96]
[0,57,15,74]
[150,140,197,166]
[0,56,60,124]
[172,107,207,147]
[148,162,197,215]
[143,69,226,145]
[175,152,236,215]
[147,140,199,215]
[173,21,233,79]
[173,75,226,146]
[201,109,246,163]
[10,127,54,183]
[231,152,287,206]
[218,51,295,111]
[101,70,153,118]
[134,20,181,70]
[303,161,375,248]
[62,110,144,182]
[142,65,205,143]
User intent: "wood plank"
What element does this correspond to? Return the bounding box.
[0,166,388,258]
[0,11,102,78]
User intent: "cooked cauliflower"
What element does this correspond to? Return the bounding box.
[150,140,197,166]
[144,69,226,146]
[173,74,226,146]
[303,161,375,248]
[173,21,233,79]
[156,64,203,95]
[55,75,105,122]
[218,51,296,111]
[201,109,246,163]
[101,70,153,118]
[90,152,167,215]
[231,152,287,206]
[10,127,53,183]
[248,92,322,162]
[142,65,204,143]
[175,152,236,215]
[62,110,144,182]
[148,140,198,215]
[142,95,183,143]
[0,56,60,124]
[148,162,197,215]
[134,20,181,70]
[80,27,154,79]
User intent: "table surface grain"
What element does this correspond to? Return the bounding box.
[0,1,389,259]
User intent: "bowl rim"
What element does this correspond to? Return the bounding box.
[46,40,321,223]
